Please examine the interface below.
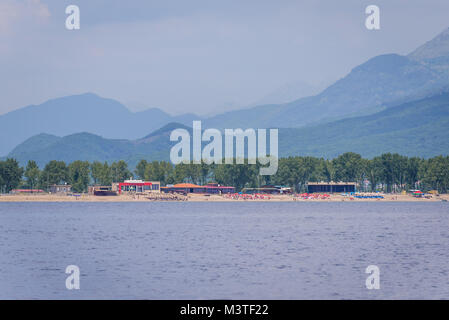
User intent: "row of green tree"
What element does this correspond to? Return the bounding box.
[0,159,132,193]
[134,153,449,193]
[0,153,448,193]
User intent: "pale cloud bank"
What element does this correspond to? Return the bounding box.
[0,0,50,35]
[0,0,448,116]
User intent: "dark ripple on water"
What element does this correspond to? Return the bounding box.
[0,201,449,299]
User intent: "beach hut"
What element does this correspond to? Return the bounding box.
[412,190,423,198]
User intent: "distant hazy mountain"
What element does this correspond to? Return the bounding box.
[0,93,200,156]
[280,91,449,158]
[2,27,449,159]
[409,27,449,73]
[7,91,449,166]
[249,80,323,106]
[205,54,447,129]
[6,122,191,168]
[205,28,449,129]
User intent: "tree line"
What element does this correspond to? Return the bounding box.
[0,152,448,193]
[0,159,132,194]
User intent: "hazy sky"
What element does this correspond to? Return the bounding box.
[1,0,448,116]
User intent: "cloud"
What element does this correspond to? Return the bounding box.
[0,0,50,35]
[1,0,449,116]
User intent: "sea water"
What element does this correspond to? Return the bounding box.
[0,202,448,299]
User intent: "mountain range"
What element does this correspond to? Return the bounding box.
[7,91,449,168]
[1,27,449,165]
[0,94,200,156]
[205,28,449,129]
[280,91,449,158]
[6,122,190,168]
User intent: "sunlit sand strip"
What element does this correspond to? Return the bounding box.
[0,193,448,202]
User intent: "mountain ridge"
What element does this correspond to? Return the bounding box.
[409,27,449,61]
[205,51,448,129]
[2,27,449,158]
[205,28,449,129]
[6,91,449,167]
[0,93,201,156]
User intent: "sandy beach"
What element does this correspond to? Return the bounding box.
[0,193,448,202]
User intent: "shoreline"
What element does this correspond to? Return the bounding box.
[0,193,448,203]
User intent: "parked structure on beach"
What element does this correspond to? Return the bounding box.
[11,189,45,194]
[307,182,356,193]
[242,185,293,194]
[49,184,72,194]
[112,180,161,194]
[88,186,117,196]
[161,182,235,194]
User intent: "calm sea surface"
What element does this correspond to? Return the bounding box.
[0,202,448,299]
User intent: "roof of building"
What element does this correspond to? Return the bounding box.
[307,182,356,185]
[119,181,152,186]
[174,183,201,188]
[204,185,234,189]
[161,183,234,189]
